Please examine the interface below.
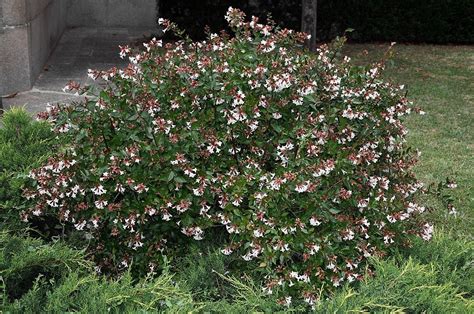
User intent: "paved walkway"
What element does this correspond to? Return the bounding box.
[2,27,152,114]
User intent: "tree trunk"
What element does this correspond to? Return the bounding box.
[301,0,317,51]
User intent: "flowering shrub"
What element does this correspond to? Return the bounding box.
[24,8,430,307]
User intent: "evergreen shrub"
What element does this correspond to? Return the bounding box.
[0,108,55,230]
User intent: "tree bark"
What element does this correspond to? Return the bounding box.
[301,0,317,51]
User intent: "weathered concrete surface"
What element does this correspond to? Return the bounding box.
[0,0,3,27]
[29,0,68,86]
[0,26,33,94]
[2,90,82,114]
[34,27,151,92]
[67,0,158,28]
[3,27,151,114]
[0,0,67,95]
[2,0,27,25]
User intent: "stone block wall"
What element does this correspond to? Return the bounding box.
[0,0,67,95]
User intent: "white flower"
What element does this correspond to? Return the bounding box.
[193,227,204,240]
[357,198,369,208]
[46,198,59,208]
[295,181,309,193]
[133,184,149,194]
[387,215,397,223]
[226,224,239,234]
[193,188,203,196]
[233,90,246,106]
[232,196,242,207]
[74,220,87,231]
[421,223,434,241]
[57,123,71,133]
[342,229,355,241]
[242,253,253,261]
[184,168,197,178]
[95,199,108,209]
[447,182,457,189]
[309,216,321,226]
[346,261,358,270]
[221,247,233,255]
[115,183,125,193]
[92,185,107,196]
[91,218,100,229]
[162,212,172,221]
[87,69,96,80]
[332,276,342,287]
[255,192,267,201]
[448,207,458,216]
[383,235,394,244]
[342,105,355,120]
[269,178,286,191]
[407,202,425,214]
[253,229,264,238]
[272,112,282,119]
[369,176,379,188]
[120,259,129,268]
[308,244,320,255]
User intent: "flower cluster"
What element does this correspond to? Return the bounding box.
[24,7,429,307]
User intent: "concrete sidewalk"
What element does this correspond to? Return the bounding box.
[2,27,152,114]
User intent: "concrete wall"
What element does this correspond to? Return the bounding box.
[67,0,157,28]
[0,0,158,95]
[29,0,68,84]
[0,0,67,95]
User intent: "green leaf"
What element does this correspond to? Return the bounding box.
[167,171,175,182]
[128,114,139,121]
[329,208,341,215]
[174,176,187,183]
[272,124,282,133]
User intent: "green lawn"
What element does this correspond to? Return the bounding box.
[345,44,474,237]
